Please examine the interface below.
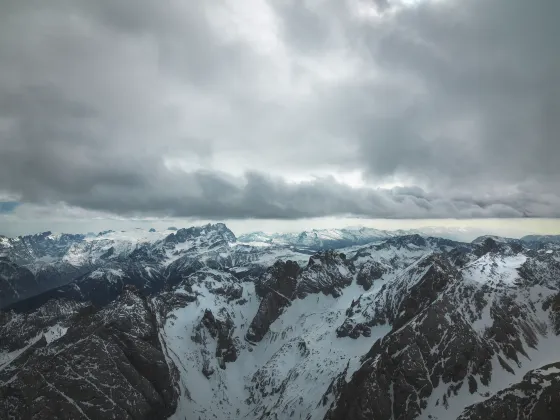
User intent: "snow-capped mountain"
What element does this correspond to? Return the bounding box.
[521,234,560,243]
[0,224,310,310]
[237,227,396,249]
[2,225,560,420]
[237,226,527,250]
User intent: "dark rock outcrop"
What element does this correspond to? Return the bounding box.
[246,260,300,343]
[193,308,239,370]
[326,256,497,420]
[0,258,37,309]
[327,297,494,420]
[296,250,353,298]
[335,319,371,339]
[0,286,178,420]
[543,292,560,335]
[248,251,355,343]
[458,362,560,420]
[0,298,87,352]
[6,262,165,313]
[356,261,386,291]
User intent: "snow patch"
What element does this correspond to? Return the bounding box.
[44,324,69,344]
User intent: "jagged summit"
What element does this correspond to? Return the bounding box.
[0,223,242,310]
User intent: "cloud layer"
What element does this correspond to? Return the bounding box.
[0,0,558,219]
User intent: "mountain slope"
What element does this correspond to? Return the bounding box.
[0,286,178,419]
[326,240,560,420]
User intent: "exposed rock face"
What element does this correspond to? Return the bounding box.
[326,245,560,420]
[377,254,461,330]
[0,258,37,308]
[0,298,87,352]
[6,262,165,312]
[356,260,386,290]
[336,254,461,339]
[193,308,239,370]
[474,237,502,256]
[0,286,178,420]
[171,222,236,245]
[458,362,560,420]
[544,292,560,334]
[328,256,489,420]
[0,232,86,266]
[246,260,300,343]
[296,250,353,298]
[328,297,494,420]
[335,319,371,339]
[247,251,353,343]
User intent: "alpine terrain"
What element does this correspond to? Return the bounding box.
[1,224,560,420]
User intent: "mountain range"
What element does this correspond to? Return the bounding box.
[1,224,560,419]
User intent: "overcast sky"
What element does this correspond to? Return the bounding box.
[0,0,559,235]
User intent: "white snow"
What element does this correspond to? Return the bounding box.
[36,255,58,263]
[470,297,493,332]
[337,264,350,276]
[534,365,560,375]
[233,241,272,248]
[463,254,527,287]
[173,240,194,251]
[419,253,560,420]
[0,333,43,373]
[89,268,125,283]
[160,281,259,420]
[419,333,560,420]
[0,236,12,248]
[161,277,390,420]
[44,324,69,344]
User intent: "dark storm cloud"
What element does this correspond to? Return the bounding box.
[354,0,560,187]
[0,0,558,219]
[21,169,558,219]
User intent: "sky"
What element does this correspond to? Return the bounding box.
[0,0,559,236]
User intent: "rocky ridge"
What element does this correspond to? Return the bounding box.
[0,285,178,419]
[0,223,310,310]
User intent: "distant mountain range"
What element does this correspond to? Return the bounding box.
[1,224,560,419]
[238,226,398,249]
[238,226,560,250]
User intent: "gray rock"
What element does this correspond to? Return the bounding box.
[0,286,178,420]
[296,250,353,298]
[356,261,386,291]
[246,260,300,343]
[458,362,560,420]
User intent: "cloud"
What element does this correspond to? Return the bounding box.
[0,0,558,221]
[0,202,19,214]
[6,170,556,220]
[353,0,560,189]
